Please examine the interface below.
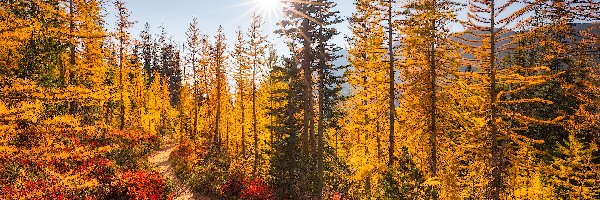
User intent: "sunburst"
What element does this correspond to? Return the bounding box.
[252,0,284,20]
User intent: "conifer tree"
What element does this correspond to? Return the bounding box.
[551,133,599,199]
[232,27,250,156]
[346,0,390,197]
[400,0,461,193]
[280,0,344,198]
[138,22,154,81]
[186,17,201,138]
[211,26,227,151]
[114,0,134,130]
[462,0,560,198]
[247,13,268,175]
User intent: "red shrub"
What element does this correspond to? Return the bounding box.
[240,178,273,200]
[110,170,173,200]
[221,173,246,198]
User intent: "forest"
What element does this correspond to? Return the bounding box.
[0,0,598,199]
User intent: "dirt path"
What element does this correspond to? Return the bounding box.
[148,144,209,200]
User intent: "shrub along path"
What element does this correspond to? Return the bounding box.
[148,143,209,200]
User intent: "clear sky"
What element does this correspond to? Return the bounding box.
[104,0,356,54]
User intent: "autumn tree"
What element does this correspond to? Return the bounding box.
[114,0,134,130]
[247,14,268,174]
[232,27,251,156]
[551,133,599,199]
[346,0,389,197]
[462,0,562,198]
[185,17,202,138]
[211,26,227,151]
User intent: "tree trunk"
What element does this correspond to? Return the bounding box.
[489,0,501,198]
[215,53,222,152]
[119,31,125,130]
[241,89,246,156]
[316,39,326,200]
[192,53,198,140]
[429,1,438,178]
[301,19,313,154]
[252,43,259,175]
[387,0,395,167]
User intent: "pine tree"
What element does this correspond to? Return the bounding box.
[138,22,154,81]
[268,56,307,199]
[279,0,344,198]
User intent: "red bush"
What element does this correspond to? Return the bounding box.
[110,170,173,200]
[220,175,273,200]
[220,173,246,197]
[240,177,273,200]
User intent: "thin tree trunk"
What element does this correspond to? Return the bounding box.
[66,0,74,114]
[387,0,395,167]
[252,43,259,174]
[316,39,325,200]
[429,0,438,178]
[119,30,125,130]
[67,0,74,84]
[489,0,501,198]
[192,52,198,140]
[241,89,246,156]
[301,19,313,154]
[215,51,222,152]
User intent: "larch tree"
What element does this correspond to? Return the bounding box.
[551,133,599,199]
[462,0,561,198]
[114,0,134,130]
[211,26,227,151]
[185,16,201,138]
[346,0,389,197]
[400,0,461,195]
[375,0,402,167]
[247,14,268,174]
[232,27,251,156]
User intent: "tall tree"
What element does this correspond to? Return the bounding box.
[212,26,227,151]
[401,0,460,182]
[280,0,344,198]
[186,16,201,138]
[138,22,154,81]
[346,0,396,197]
[232,27,250,156]
[312,1,344,198]
[463,0,560,198]
[114,0,134,130]
[247,13,268,174]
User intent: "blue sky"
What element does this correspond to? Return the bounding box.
[104,0,356,54]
